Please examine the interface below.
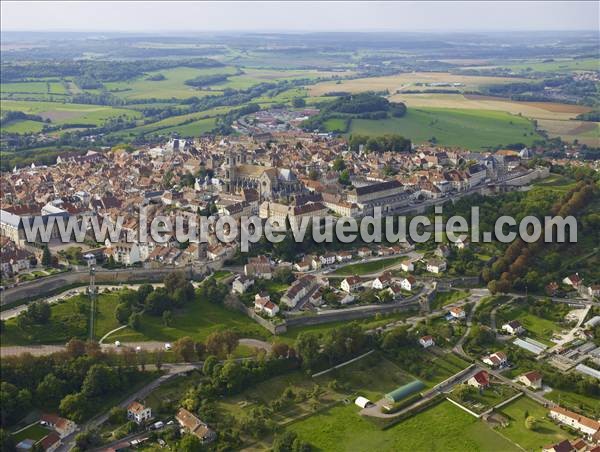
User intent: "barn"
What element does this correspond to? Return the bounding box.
[384,380,425,404]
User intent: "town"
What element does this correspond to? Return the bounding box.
[1,3,599,452]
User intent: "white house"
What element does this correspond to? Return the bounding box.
[281,275,318,308]
[341,276,361,293]
[400,260,414,272]
[482,351,508,368]
[419,335,435,348]
[336,251,353,262]
[400,276,416,292]
[449,306,465,319]
[232,275,254,294]
[518,371,542,389]
[549,406,600,437]
[320,253,337,266]
[105,242,141,265]
[254,294,280,317]
[357,247,372,258]
[502,320,525,335]
[426,259,447,274]
[467,370,490,389]
[127,401,152,424]
[563,273,582,288]
[372,272,392,290]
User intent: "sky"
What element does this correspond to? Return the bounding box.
[1,1,598,33]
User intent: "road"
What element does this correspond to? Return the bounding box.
[1,338,273,358]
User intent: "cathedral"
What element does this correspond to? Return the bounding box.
[222,149,303,201]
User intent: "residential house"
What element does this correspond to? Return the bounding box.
[336,250,353,262]
[357,247,372,258]
[435,245,450,258]
[419,335,435,348]
[400,276,416,292]
[518,371,543,389]
[294,257,311,272]
[372,272,392,290]
[341,276,362,293]
[40,414,76,438]
[319,253,337,266]
[467,370,490,389]
[563,274,583,288]
[549,406,600,437]
[589,285,600,298]
[175,408,217,444]
[232,275,254,294]
[254,294,280,317]
[400,260,414,272]
[105,242,141,265]
[281,275,318,308]
[449,306,465,320]
[426,259,447,274]
[483,351,509,368]
[127,401,152,424]
[40,432,61,452]
[384,284,403,300]
[502,320,525,335]
[542,439,577,452]
[244,255,272,279]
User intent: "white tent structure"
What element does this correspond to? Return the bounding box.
[354,396,371,408]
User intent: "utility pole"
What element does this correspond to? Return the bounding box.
[89,265,96,341]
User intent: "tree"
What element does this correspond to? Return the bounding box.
[115,303,132,325]
[128,312,142,330]
[144,289,172,316]
[81,364,118,397]
[66,338,86,358]
[0,428,15,452]
[36,374,65,408]
[203,355,218,376]
[292,97,306,108]
[525,416,538,431]
[178,434,204,452]
[453,384,475,402]
[174,336,196,362]
[162,310,173,326]
[41,245,52,267]
[108,407,127,425]
[295,332,320,371]
[60,392,89,423]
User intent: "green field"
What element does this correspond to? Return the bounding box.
[347,108,542,151]
[11,423,52,443]
[102,66,239,100]
[151,117,216,137]
[496,303,563,346]
[430,289,470,310]
[288,401,519,452]
[332,257,406,276]
[110,297,268,343]
[1,291,126,345]
[498,396,572,451]
[1,99,142,129]
[2,119,47,133]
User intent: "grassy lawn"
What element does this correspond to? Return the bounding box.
[498,396,572,451]
[287,401,519,451]
[315,352,416,402]
[110,299,269,343]
[331,257,405,276]
[496,304,562,346]
[11,423,52,443]
[348,107,541,151]
[545,389,600,418]
[1,291,131,345]
[2,119,47,133]
[279,310,418,343]
[430,289,469,311]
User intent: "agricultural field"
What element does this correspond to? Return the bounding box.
[102,66,239,100]
[388,93,597,146]
[309,72,529,96]
[212,68,349,90]
[1,80,69,101]
[1,99,142,127]
[497,396,573,451]
[348,107,542,150]
[465,57,599,73]
[287,401,519,452]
